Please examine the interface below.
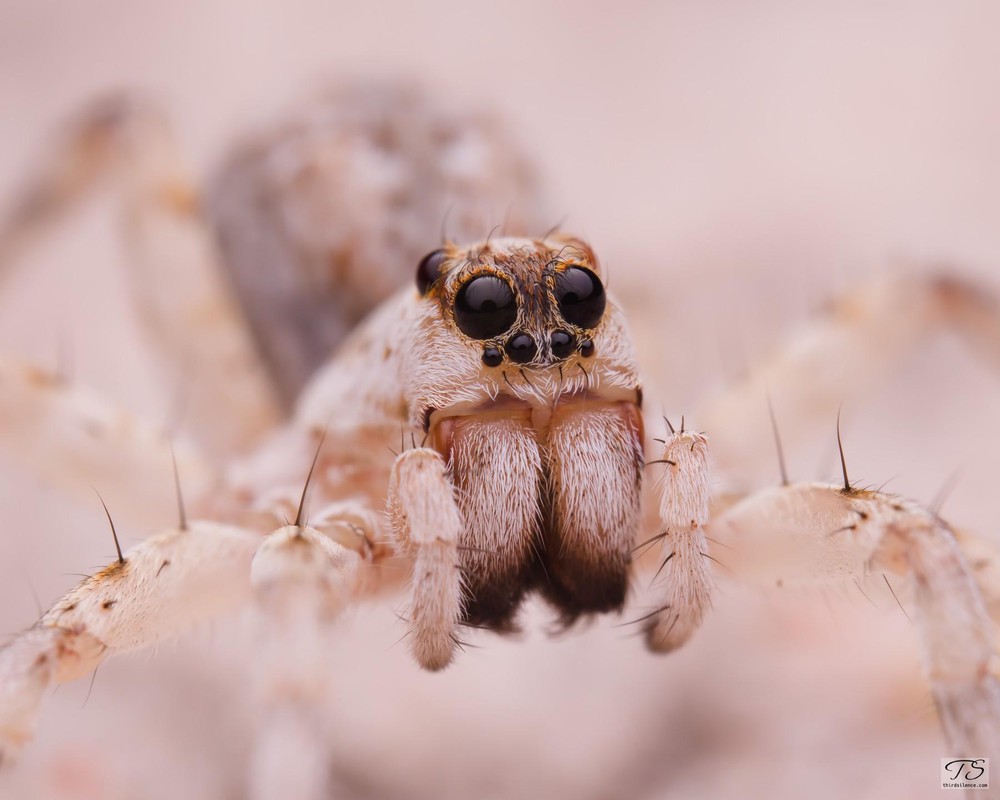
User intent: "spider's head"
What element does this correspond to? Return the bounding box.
[405,235,642,433]
[402,236,645,630]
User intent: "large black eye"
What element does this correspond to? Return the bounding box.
[555,267,605,329]
[454,275,517,339]
[416,249,448,294]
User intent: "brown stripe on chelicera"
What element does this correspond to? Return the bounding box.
[445,412,541,632]
[536,402,644,626]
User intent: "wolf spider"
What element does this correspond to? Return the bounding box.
[0,82,997,798]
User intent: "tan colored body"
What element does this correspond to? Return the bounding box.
[224,237,697,648]
[0,86,998,800]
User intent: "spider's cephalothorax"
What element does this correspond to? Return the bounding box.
[405,237,645,629]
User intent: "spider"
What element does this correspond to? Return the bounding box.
[0,81,998,799]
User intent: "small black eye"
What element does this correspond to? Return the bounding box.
[454,275,517,340]
[505,332,537,364]
[416,249,448,294]
[482,346,503,367]
[555,267,605,329]
[550,330,575,359]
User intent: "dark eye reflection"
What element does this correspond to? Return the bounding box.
[454,275,517,339]
[416,248,448,294]
[555,267,605,329]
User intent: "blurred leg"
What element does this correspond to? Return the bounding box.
[0,93,281,457]
[698,271,1000,490]
[0,353,213,527]
[709,481,1000,761]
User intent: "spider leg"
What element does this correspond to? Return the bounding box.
[699,271,1000,490]
[0,92,280,457]
[387,447,463,671]
[0,353,214,527]
[248,524,363,800]
[642,427,714,651]
[709,482,1000,760]
[0,520,260,762]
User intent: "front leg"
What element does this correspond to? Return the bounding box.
[643,424,714,652]
[387,448,464,671]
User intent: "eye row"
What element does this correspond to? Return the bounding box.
[453,266,606,340]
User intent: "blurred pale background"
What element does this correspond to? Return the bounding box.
[0,2,999,799]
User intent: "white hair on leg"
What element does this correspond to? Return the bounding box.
[0,520,258,761]
[387,448,463,671]
[645,424,714,652]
